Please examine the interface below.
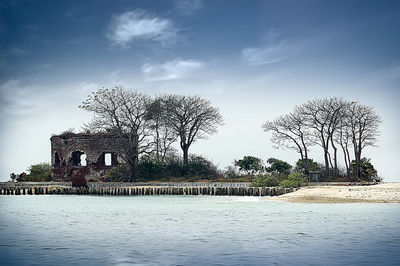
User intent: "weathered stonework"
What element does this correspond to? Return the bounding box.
[50,133,123,180]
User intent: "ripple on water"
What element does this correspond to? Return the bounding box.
[0,196,400,265]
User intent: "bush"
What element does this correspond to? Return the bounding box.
[103,164,130,182]
[280,173,308,188]
[15,163,52,182]
[251,174,280,187]
[138,159,166,181]
[350,158,379,182]
[185,156,219,179]
[103,155,221,182]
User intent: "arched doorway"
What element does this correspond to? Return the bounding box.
[70,151,87,166]
[54,152,61,166]
[97,152,117,166]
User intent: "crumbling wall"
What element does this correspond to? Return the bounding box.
[50,133,122,180]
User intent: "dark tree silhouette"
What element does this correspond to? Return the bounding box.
[162,95,224,164]
[79,87,153,182]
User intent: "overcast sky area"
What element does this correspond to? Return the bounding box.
[0,0,399,181]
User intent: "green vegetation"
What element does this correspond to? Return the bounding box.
[279,173,308,188]
[251,174,280,187]
[295,158,322,173]
[103,155,221,182]
[250,172,308,188]
[234,156,263,175]
[11,163,52,182]
[229,156,308,188]
[350,158,380,182]
[265,157,292,174]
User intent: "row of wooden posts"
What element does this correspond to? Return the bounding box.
[0,185,295,196]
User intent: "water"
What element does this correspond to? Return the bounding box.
[1,195,400,265]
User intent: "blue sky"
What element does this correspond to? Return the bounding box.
[1,0,400,181]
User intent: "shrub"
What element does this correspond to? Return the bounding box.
[280,173,308,188]
[251,174,280,187]
[350,158,379,182]
[185,156,219,179]
[103,164,130,182]
[15,163,52,182]
[103,155,221,182]
[138,159,166,181]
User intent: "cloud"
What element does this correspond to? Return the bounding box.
[373,64,400,81]
[0,79,41,118]
[34,63,52,70]
[9,47,30,56]
[63,6,90,22]
[175,0,203,15]
[106,9,178,48]
[141,59,204,81]
[242,47,286,66]
[242,30,289,66]
[75,81,100,95]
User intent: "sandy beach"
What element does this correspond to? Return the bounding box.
[272,182,400,203]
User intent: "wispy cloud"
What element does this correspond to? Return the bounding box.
[63,6,90,22]
[0,79,40,117]
[175,0,203,15]
[106,9,178,48]
[373,64,400,81]
[242,30,289,66]
[9,47,30,56]
[34,63,52,70]
[141,59,204,81]
[75,81,100,95]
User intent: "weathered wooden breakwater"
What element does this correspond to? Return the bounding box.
[0,182,296,196]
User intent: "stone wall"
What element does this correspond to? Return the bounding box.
[50,133,123,180]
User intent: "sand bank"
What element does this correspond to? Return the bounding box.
[272,182,400,203]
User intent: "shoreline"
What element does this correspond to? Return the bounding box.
[1,181,399,203]
[270,182,400,203]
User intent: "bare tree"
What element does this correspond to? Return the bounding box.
[79,87,153,182]
[297,97,347,176]
[162,95,224,164]
[146,97,178,163]
[335,115,353,177]
[347,102,381,179]
[264,97,381,180]
[263,112,312,173]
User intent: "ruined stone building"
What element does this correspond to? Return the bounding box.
[50,133,123,180]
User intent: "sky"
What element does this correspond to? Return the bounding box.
[0,0,399,181]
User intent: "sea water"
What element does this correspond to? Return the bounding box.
[0,195,399,265]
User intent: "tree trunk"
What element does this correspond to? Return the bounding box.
[183,145,189,165]
[340,143,349,178]
[345,148,351,177]
[155,126,160,163]
[323,145,330,176]
[330,137,338,178]
[356,150,362,179]
[128,157,138,182]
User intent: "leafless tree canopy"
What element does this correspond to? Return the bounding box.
[162,95,224,164]
[263,97,381,179]
[79,87,224,180]
[146,97,178,163]
[79,87,153,181]
[263,113,311,160]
